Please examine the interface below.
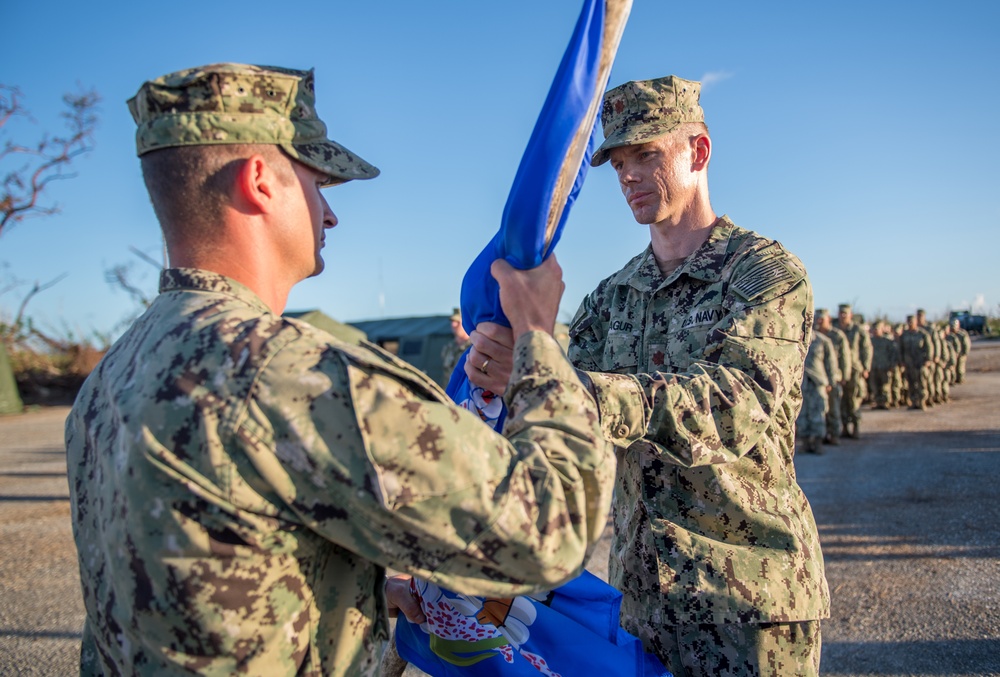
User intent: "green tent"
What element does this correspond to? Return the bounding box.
[0,342,24,415]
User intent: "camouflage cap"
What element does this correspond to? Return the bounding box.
[127,63,379,185]
[591,75,704,167]
[838,303,852,313]
[816,308,831,319]
[450,307,461,322]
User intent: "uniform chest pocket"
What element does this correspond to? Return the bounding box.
[603,332,640,374]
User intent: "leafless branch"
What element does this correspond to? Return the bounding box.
[0,84,100,237]
[13,273,69,327]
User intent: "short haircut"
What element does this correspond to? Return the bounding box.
[140,144,295,248]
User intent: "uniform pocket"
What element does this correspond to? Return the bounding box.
[603,332,640,374]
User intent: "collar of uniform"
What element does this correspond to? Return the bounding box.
[158,267,273,315]
[625,215,737,292]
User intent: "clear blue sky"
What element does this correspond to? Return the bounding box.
[3,0,998,341]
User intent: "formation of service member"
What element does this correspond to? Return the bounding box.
[947,318,972,384]
[798,311,839,453]
[868,320,901,409]
[815,308,851,446]
[465,75,829,677]
[439,306,472,385]
[832,303,872,438]
[899,314,933,409]
[915,308,945,404]
[64,63,615,677]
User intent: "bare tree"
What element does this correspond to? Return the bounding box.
[0,85,100,409]
[1,83,100,237]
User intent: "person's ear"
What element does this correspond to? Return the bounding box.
[235,154,281,214]
[691,133,711,171]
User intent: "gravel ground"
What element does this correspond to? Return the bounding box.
[1,340,998,676]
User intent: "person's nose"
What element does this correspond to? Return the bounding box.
[617,162,638,186]
[322,194,337,229]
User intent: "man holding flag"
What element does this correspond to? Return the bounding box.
[470,76,829,675]
[65,62,615,676]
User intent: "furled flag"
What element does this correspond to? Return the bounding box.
[444,0,631,429]
[393,1,669,676]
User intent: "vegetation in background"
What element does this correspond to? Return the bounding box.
[1,83,101,407]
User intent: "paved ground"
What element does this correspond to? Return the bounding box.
[1,340,998,676]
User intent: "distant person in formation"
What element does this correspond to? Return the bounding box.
[936,325,954,402]
[948,318,972,384]
[916,309,943,405]
[64,62,614,676]
[899,314,933,410]
[816,308,851,445]
[440,306,472,384]
[854,313,871,405]
[798,311,838,453]
[834,303,872,438]
[890,323,906,407]
[869,320,901,409]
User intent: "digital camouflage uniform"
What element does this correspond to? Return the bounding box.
[937,328,954,401]
[916,313,942,404]
[65,64,615,677]
[949,325,972,383]
[834,310,872,436]
[899,326,932,408]
[869,332,900,409]
[797,330,837,451]
[818,321,850,444]
[440,338,471,384]
[568,216,829,675]
[66,269,613,677]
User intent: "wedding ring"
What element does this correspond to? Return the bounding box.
[479,358,491,374]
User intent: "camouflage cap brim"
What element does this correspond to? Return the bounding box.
[591,119,682,167]
[285,139,379,185]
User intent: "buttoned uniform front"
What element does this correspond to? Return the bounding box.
[567,216,830,634]
[66,269,613,677]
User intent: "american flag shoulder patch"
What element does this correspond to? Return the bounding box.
[731,257,801,301]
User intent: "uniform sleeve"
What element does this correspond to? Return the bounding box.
[823,338,840,385]
[859,330,874,372]
[242,331,613,598]
[565,286,607,373]
[579,254,812,468]
[803,340,828,386]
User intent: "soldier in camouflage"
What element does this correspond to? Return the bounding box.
[936,325,954,402]
[869,320,901,409]
[948,318,972,384]
[440,307,472,385]
[64,63,615,677]
[816,308,851,446]
[833,303,872,438]
[466,75,829,677]
[798,313,838,453]
[916,309,943,405]
[899,314,933,409]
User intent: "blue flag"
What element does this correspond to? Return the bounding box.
[446,0,628,428]
[395,1,669,676]
[395,571,669,677]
